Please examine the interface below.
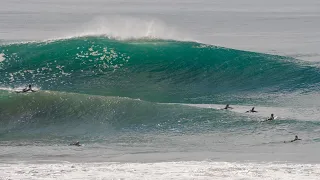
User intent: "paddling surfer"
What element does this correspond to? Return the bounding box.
[284,135,301,143]
[21,84,36,93]
[70,141,81,146]
[246,107,257,113]
[223,104,233,110]
[267,114,275,121]
[290,135,301,142]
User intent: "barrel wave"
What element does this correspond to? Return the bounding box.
[1,37,319,103]
[1,37,320,142]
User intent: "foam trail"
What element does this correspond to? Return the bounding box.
[1,161,319,180]
[0,87,14,91]
[0,53,5,62]
[0,86,40,92]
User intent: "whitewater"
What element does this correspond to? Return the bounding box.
[1,0,320,179]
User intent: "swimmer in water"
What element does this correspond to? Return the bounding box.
[223,104,233,110]
[246,107,258,113]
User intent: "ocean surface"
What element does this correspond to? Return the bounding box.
[1,0,320,179]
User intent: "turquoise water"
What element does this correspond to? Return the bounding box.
[1,37,320,147]
[1,37,319,103]
[1,1,320,179]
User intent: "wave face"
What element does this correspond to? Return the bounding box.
[1,90,252,142]
[1,37,320,142]
[1,37,320,103]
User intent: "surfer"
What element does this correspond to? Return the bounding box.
[246,107,257,113]
[70,141,81,147]
[223,104,233,110]
[21,84,36,93]
[284,135,301,143]
[290,135,301,142]
[267,114,275,121]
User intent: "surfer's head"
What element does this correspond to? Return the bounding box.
[271,114,274,117]
[28,84,31,88]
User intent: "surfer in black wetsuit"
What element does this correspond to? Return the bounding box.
[246,107,257,113]
[223,104,233,110]
[267,114,275,121]
[284,135,301,143]
[70,141,81,146]
[290,135,301,142]
[22,84,36,93]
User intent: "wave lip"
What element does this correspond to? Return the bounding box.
[53,17,193,42]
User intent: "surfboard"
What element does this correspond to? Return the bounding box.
[15,90,37,93]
